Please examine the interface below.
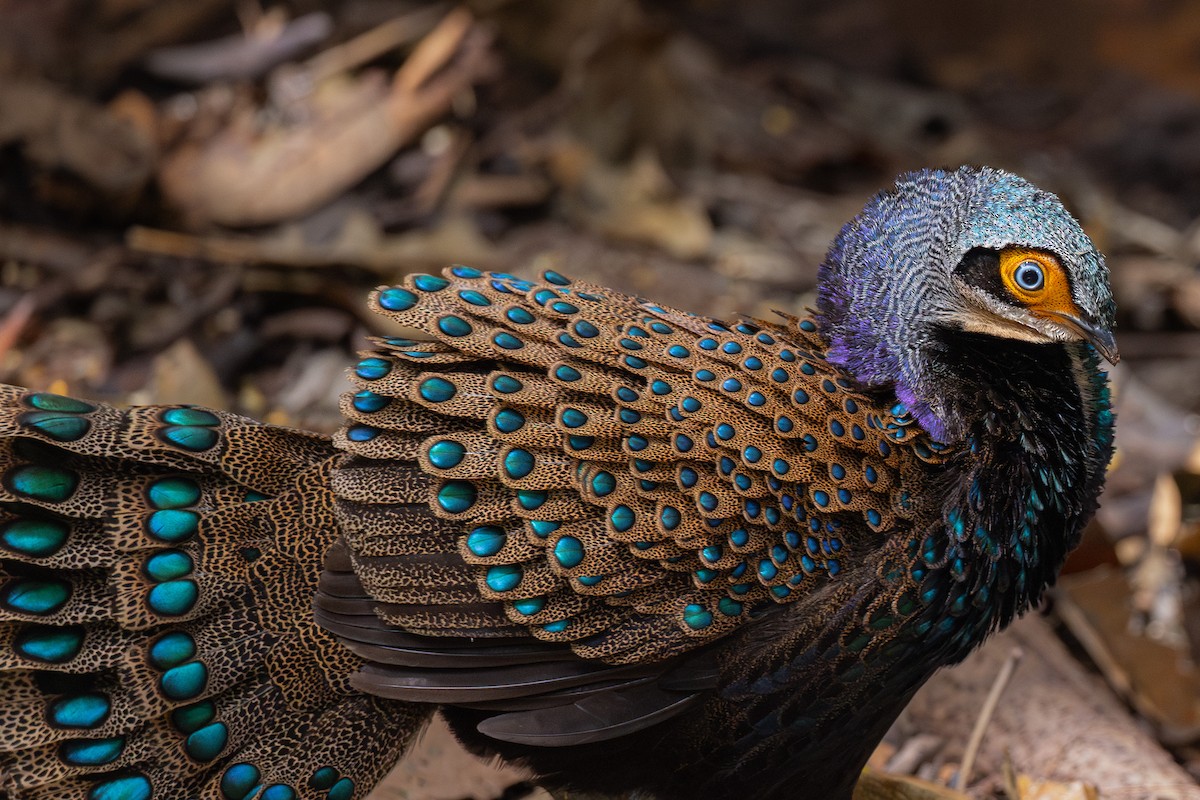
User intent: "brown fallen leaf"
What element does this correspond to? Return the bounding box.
[1125,473,1189,651]
[1057,567,1200,744]
[159,8,496,227]
[852,767,969,800]
[1015,775,1101,800]
[0,76,155,197]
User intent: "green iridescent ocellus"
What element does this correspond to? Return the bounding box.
[0,166,1115,800]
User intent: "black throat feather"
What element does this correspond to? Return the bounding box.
[923,329,1113,643]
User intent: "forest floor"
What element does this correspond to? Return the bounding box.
[3,1,1200,798]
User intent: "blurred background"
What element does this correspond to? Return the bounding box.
[1,1,1200,797]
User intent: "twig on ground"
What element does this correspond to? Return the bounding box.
[956,647,1024,791]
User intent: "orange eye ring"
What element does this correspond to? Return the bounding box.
[998,249,1073,310]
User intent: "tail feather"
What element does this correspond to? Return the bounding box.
[0,388,424,800]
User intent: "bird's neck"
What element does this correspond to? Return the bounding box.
[697,338,1112,800]
[912,333,1113,654]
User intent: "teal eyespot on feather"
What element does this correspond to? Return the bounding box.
[560,408,587,428]
[492,375,524,393]
[185,721,229,761]
[437,315,472,337]
[60,736,125,766]
[161,407,220,426]
[609,505,634,532]
[309,767,339,790]
[503,449,535,479]
[554,365,581,382]
[327,778,355,800]
[660,506,680,530]
[261,784,298,800]
[88,773,152,800]
[144,550,194,582]
[0,517,69,557]
[160,661,207,700]
[158,424,220,451]
[591,471,615,496]
[351,390,389,413]
[493,332,524,350]
[513,597,544,615]
[419,377,456,403]
[466,526,506,557]
[553,536,584,568]
[6,464,79,503]
[378,287,418,309]
[567,435,594,451]
[683,603,713,630]
[412,275,449,292]
[486,565,522,592]
[18,411,91,441]
[15,624,83,662]
[26,393,95,413]
[506,307,535,324]
[221,763,262,799]
[355,357,392,380]
[3,577,70,615]
[148,477,201,510]
[517,489,546,510]
[437,481,476,514]
[147,509,199,543]
[427,440,466,469]
[150,631,197,669]
[459,289,491,306]
[346,425,378,442]
[170,700,215,734]
[718,598,743,617]
[147,579,199,616]
[494,409,525,433]
[50,693,111,729]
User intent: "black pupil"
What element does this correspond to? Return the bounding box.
[1017,262,1042,289]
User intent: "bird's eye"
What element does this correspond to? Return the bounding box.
[1014,260,1044,291]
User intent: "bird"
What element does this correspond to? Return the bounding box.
[0,165,1116,800]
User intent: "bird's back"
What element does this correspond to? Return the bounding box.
[318,267,963,799]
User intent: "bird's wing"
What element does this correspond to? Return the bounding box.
[318,266,943,745]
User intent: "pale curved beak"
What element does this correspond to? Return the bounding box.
[1041,310,1120,364]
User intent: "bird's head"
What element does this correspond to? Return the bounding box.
[816,166,1117,441]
